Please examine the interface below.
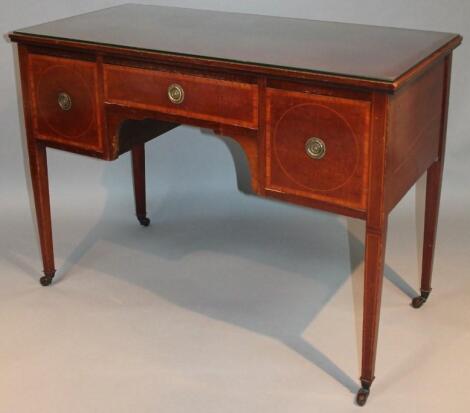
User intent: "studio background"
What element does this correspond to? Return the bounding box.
[1,1,469,412]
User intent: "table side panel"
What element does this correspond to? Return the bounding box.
[385,59,446,212]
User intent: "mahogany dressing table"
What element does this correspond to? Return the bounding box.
[8,4,462,406]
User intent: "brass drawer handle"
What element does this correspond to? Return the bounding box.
[305,137,326,160]
[168,83,185,104]
[57,92,72,111]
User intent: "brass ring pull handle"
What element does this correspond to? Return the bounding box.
[57,92,72,111]
[305,137,326,159]
[168,83,185,104]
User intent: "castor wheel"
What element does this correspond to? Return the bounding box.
[137,216,151,227]
[411,291,430,309]
[40,270,56,287]
[356,387,370,406]
[356,380,372,406]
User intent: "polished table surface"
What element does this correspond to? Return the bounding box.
[9,4,462,407]
[14,3,459,82]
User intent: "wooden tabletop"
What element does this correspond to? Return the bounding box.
[12,4,461,82]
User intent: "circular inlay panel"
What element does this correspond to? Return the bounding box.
[273,103,359,192]
[36,65,95,138]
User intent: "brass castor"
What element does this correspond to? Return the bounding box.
[137,216,151,227]
[411,291,431,309]
[40,270,56,287]
[356,380,372,406]
[356,387,370,406]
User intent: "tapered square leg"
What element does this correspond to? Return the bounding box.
[354,91,389,406]
[28,141,56,286]
[18,45,56,286]
[357,219,388,406]
[412,55,452,309]
[131,143,150,226]
[412,161,443,308]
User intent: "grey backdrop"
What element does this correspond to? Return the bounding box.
[1,1,470,412]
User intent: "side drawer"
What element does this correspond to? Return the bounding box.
[103,64,259,129]
[28,54,103,153]
[266,88,371,211]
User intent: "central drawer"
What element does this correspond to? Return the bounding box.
[103,64,259,129]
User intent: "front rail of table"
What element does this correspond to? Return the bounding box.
[9,5,462,406]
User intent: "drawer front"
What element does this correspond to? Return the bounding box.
[266,89,371,210]
[103,64,259,129]
[29,54,103,152]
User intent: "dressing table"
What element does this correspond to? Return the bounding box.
[8,4,462,405]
